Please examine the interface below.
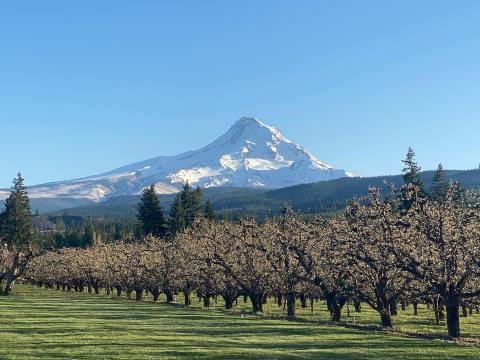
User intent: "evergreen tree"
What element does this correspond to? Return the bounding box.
[402,147,424,189]
[169,184,205,235]
[451,181,466,205]
[180,182,192,223]
[83,218,96,247]
[204,199,216,221]
[430,163,448,203]
[191,187,203,223]
[400,148,425,210]
[180,182,203,228]
[0,173,33,250]
[137,185,167,238]
[169,193,185,235]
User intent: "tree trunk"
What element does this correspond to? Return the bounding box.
[223,295,235,310]
[116,286,122,297]
[249,292,263,313]
[389,300,398,316]
[277,294,283,307]
[380,308,393,328]
[152,288,160,302]
[439,303,445,320]
[461,305,468,317]
[2,278,15,296]
[286,292,296,318]
[413,302,418,316]
[325,293,342,322]
[165,289,174,303]
[203,295,211,308]
[262,293,268,305]
[299,293,307,309]
[401,301,406,311]
[92,281,100,295]
[444,294,460,338]
[135,288,143,302]
[354,300,362,313]
[184,290,192,306]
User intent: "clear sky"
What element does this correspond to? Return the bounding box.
[1,1,479,187]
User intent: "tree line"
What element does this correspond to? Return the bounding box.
[2,149,480,339]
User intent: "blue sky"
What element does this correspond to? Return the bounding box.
[1,1,479,187]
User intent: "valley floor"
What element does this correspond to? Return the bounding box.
[0,285,479,359]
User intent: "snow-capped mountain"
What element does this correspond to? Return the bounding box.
[1,118,355,202]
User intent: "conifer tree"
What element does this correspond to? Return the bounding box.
[169,193,185,235]
[402,148,424,188]
[204,199,216,221]
[137,185,167,238]
[0,173,33,250]
[191,187,203,222]
[400,148,425,210]
[83,219,96,247]
[180,182,203,228]
[180,182,192,224]
[430,163,448,203]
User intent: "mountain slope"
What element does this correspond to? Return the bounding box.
[1,118,354,202]
[47,169,480,219]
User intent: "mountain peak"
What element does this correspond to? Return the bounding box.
[2,117,355,201]
[235,117,262,126]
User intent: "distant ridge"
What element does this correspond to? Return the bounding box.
[45,168,480,218]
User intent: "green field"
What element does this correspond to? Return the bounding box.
[0,286,479,359]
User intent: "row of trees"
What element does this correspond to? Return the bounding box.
[26,179,480,338]
[3,149,480,339]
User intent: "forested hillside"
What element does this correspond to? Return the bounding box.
[49,168,480,219]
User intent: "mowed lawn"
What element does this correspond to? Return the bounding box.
[0,286,479,359]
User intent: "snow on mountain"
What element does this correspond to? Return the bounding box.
[0,118,355,202]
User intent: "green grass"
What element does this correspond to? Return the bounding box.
[0,285,479,359]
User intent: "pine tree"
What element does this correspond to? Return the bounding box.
[430,163,448,203]
[168,183,205,235]
[137,185,167,238]
[451,181,466,205]
[169,193,185,234]
[83,218,97,247]
[180,182,192,222]
[400,148,425,210]
[0,173,33,250]
[180,182,203,228]
[402,148,424,189]
[191,187,203,223]
[204,199,216,221]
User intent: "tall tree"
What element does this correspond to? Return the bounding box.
[169,193,186,235]
[400,147,425,210]
[179,183,203,228]
[203,199,216,221]
[137,185,167,238]
[0,173,35,295]
[1,173,33,250]
[430,163,448,203]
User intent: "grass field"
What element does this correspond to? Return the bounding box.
[0,285,479,359]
